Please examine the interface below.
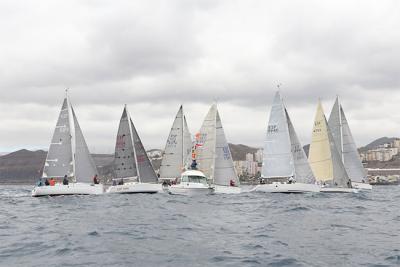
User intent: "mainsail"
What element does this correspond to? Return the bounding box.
[309,101,349,187]
[114,107,137,179]
[262,91,315,184]
[328,97,366,183]
[196,104,239,186]
[42,95,97,182]
[261,92,293,179]
[159,106,192,178]
[113,106,158,183]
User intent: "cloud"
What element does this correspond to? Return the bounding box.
[0,0,399,152]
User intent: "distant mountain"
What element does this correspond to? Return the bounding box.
[228,143,259,161]
[358,137,399,152]
[0,149,47,184]
[2,138,397,184]
[0,149,163,184]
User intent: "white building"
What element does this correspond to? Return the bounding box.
[255,149,263,163]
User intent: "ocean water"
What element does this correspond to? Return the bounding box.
[0,185,399,267]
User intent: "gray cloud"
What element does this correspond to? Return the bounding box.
[0,0,399,152]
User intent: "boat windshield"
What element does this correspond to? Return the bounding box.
[181,175,207,184]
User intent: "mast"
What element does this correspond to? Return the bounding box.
[211,104,217,182]
[181,105,185,170]
[66,90,77,183]
[338,96,344,163]
[126,105,141,182]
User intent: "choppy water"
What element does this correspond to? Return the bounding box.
[0,185,399,267]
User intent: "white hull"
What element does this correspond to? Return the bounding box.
[31,183,104,197]
[352,182,372,190]
[320,187,359,193]
[168,183,214,196]
[253,183,321,193]
[106,182,162,194]
[214,185,241,194]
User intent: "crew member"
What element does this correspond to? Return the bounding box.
[93,174,99,184]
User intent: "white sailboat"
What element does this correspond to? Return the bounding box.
[32,93,103,197]
[254,91,320,193]
[328,97,372,190]
[308,100,358,193]
[159,105,192,181]
[106,106,162,194]
[195,104,241,194]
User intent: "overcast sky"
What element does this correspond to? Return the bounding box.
[0,0,399,153]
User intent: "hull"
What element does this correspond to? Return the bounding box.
[253,183,321,193]
[320,187,359,193]
[168,183,214,196]
[106,182,162,194]
[352,182,372,190]
[31,183,104,197]
[214,185,241,194]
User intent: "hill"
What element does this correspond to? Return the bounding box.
[358,137,398,152]
[228,143,259,161]
[0,149,47,184]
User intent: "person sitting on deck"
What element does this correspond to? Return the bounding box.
[288,177,294,184]
[44,179,50,186]
[118,179,124,185]
[93,174,99,184]
[230,179,235,187]
[63,175,69,185]
[49,178,56,186]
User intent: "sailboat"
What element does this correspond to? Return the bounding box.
[194,104,241,194]
[308,100,358,193]
[106,106,162,194]
[159,105,192,181]
[254,91,320,193]
[328,97,372,190]
[32,93,103,197]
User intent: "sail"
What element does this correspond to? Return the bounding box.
[195,104,217,180]
[42,98,73,179]
[285,109,315,184]
[159,106,186,178]
[261,92,294,179]
[183,115,192,164]
[309,101,348,187]
[214,111,239,186]
[328,97,366,182]
[130,119,158,183]
[71,107,98,183]
[114,107,137,179]
[340,107,367,182]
